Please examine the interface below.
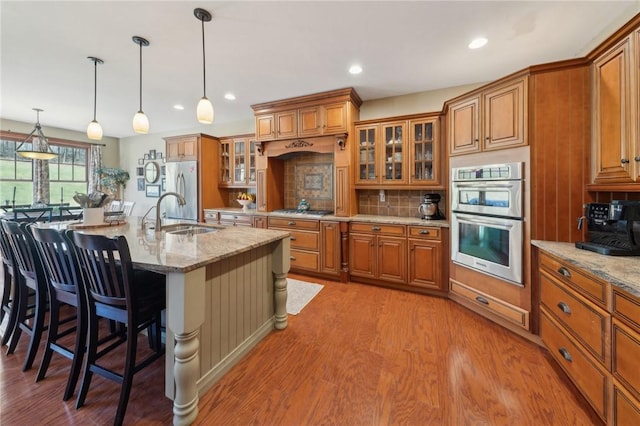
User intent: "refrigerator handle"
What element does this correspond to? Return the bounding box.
[174,171,181,196]
[180,172,186,198]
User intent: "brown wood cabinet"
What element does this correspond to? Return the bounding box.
[354,113,443,188]
[407,225,443,291]
[448,76,527,156]
[166,135,198,162]
[320,221,340,275]
[203,209,252,227]
[219,134,256,188]
[268,217,320,275]
[349,222,407,284]
[537,248,640,424]
[591,34,638,186]
[163,134,224,222]
[298,103,348,137]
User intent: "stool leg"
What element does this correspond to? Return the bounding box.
[22,283,46,371]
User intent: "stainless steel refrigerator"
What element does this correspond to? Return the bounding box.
[164,161,198,221]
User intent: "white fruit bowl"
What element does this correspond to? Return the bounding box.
[237,199,253,212]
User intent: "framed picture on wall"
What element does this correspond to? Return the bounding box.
[137,178,145,191]
[138,158,144,165]
[157,152,163,159]
[149,149,156,160]
[161,178,166,192]
[144,153,150,160]
[146,184,160,198]
[136,167,144,177]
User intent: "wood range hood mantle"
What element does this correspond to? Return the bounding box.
[257,133,347,158]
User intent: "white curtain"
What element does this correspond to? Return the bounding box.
[89,145,103,193]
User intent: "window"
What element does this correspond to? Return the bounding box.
[0,132,90,207]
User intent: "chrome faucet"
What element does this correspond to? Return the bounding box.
[154,192,186,231]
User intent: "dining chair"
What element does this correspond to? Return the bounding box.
[121,201,135,216]
[71,231,165,426]
[109,200,123,212]
[30,226,86,401]
[1,220,48,371]
[0,221,19,347]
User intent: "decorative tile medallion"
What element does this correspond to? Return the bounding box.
[295,163,333,200]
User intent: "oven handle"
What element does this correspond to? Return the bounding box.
[453,182,518,189]
[453,213,520,229]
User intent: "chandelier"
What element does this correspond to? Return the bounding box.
[15,108,58,160]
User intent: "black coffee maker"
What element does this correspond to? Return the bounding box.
[418,194,444,220]
[575,200,640,255]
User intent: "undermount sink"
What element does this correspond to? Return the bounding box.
[163,224,220,235]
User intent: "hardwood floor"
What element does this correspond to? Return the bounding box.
[1,274,601,425]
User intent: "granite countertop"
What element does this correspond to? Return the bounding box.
[204,208,450,227]
[37,217,290,274]
[532,240,640,298]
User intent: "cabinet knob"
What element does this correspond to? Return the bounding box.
[621,158,630,164]
[372,226,381,231]
[290,256,296,261]
[290,236,297,241]
[288,221,296,226]
[557,267,571,278]
[474,139,479,143]
[485,137,490,140]
[419,230,429,235]
[635,156,640,162]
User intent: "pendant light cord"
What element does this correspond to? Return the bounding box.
[139,41,143,112]
[93,60,98,120]
[201,18,206,97]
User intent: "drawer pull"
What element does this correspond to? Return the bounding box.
[290,236,297,241]
[557,302,571,315]
[419,229,430,235]
[558,347,573,363]
[475,296,489,305]
[288,221,296,226]
[372,226,381,231]
[557,267,571,278]
[233,215,238,219]
[290,256,296,261]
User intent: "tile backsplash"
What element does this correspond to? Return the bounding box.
[284,153,334,211]
[358,189,447,219]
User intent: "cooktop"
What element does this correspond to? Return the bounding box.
[272,209,334,216]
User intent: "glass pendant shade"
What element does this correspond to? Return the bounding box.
[133,111,149,134]
[87,120,103,140]
[197,97,214,124]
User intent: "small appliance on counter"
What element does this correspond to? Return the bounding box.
[575,200,640,255]
[418,193,444,220]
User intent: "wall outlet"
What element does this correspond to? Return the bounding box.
[379,189,385,202]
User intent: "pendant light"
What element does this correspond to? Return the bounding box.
[15,108,58,160]
[194,8,214,124]
[87,56,104,140]
[132,36,150,134]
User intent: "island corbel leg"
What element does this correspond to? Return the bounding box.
[272,238,291,330]
[166,267,206,426]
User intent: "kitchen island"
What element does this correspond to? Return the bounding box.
[39,218,291,425]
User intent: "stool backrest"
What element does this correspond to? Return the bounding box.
[30,227,79,295]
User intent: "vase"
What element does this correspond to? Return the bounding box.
[83,207,104,225]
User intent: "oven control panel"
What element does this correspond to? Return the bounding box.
[452,162,523,181]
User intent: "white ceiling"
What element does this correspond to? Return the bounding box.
[1,1,639,139]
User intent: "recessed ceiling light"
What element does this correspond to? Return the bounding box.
[468,37,488,49]
[173,104,185,110]
[349,65,363,75]
[224,93,236,101]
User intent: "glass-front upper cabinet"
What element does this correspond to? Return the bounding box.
[234,140,246,183]
[409,117,439,185]
[355,124,378,184]
[248,140,256,184]
[219,140,231,185]
[382,121,406,184]
[218,135,256,188]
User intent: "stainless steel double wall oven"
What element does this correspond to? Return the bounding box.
[450,162,525,286]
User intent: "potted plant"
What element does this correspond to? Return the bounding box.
[96,167,130,199]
